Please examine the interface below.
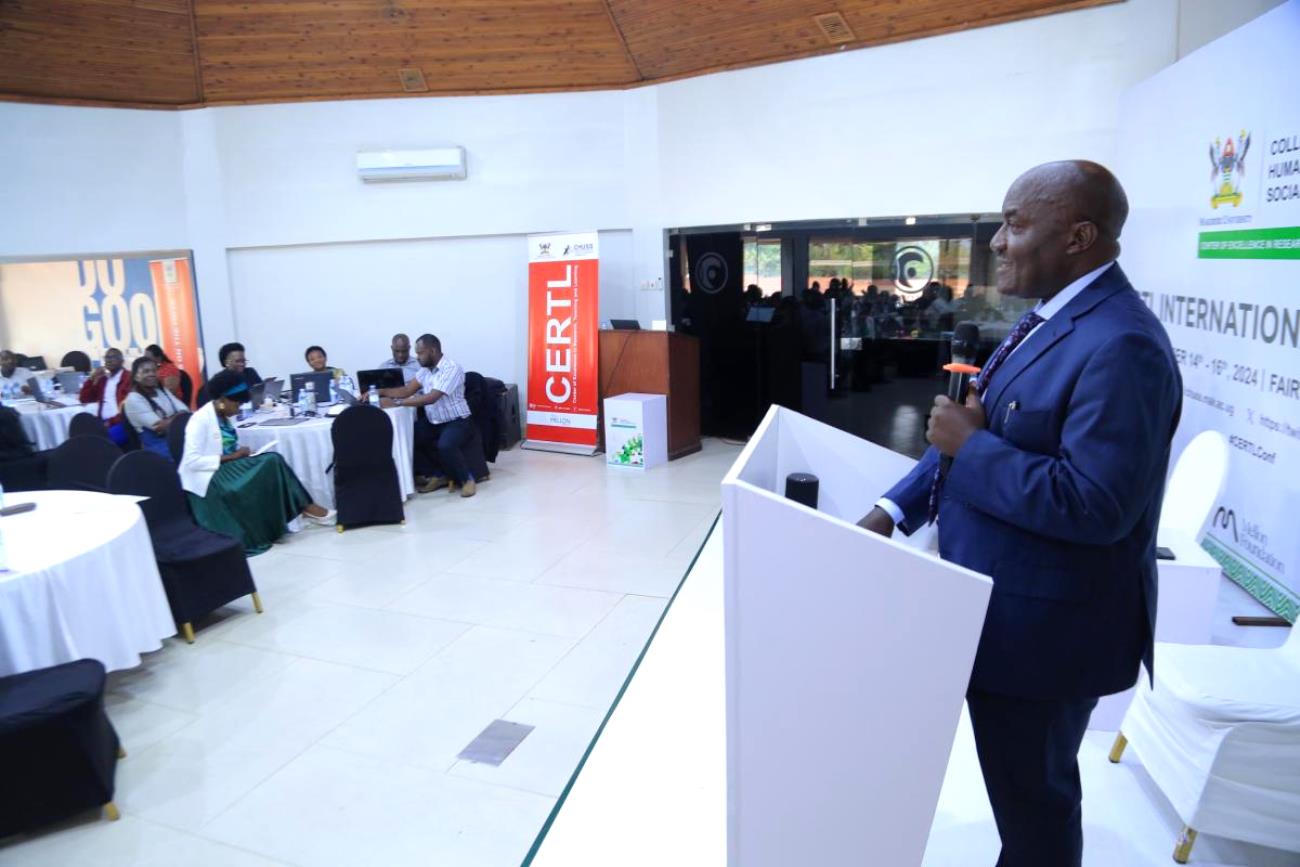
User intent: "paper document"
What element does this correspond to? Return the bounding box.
[252,440,279,456]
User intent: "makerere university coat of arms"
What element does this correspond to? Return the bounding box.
[1209,131,1251,208]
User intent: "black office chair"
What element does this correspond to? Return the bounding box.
[60,351,92,373]
[0,406,46,491]
[20,355,47,371]
[0,659,123,836]
[178,369,194,407]
[107,450,260,643]
[68,412,110,441]
[331,404,404,531]
[46,436,121,492]
[167,411,191,464]
[464,371,501,465]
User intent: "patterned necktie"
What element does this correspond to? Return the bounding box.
[927,309,1045,523]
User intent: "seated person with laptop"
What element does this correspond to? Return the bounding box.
[0,350,32,400]
[368,333,477,498]
[379,333,421,383]
[305,345,347,381]
[198,342,262,406]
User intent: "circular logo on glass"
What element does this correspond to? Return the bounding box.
[892,246,935,301]
[693,252,729,295]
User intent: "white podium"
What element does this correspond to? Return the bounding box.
[721,406,992,867]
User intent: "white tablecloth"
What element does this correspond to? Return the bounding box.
[14,403,90,450]
[235,406,416,509]
[0,490,175,677]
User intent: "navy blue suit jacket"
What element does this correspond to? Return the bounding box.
[886,264,1182,699]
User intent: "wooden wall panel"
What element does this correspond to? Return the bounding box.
[0,0,1120,108]
[0,0,199,105]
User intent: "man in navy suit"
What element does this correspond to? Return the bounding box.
[860,161,1182,866]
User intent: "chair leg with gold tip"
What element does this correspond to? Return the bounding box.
[251,591,264,614]
[337,524,344,533]
[1108,732,1128,763]
[1173,826,1197,863]
[181,622,195,644]
[103,802,121,821]
[117,745,126,759]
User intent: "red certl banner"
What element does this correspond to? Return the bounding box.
[525,232,600,452]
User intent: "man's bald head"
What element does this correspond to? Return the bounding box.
[991,160,1130,300]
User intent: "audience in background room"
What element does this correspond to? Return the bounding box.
[380,333,421,383]
[0,350,31,400]
[78,347,132,445]
[144,344,184,401]
[372,333,477,498]
[179,369,334,554]
[124,357,188,459]
[305,345,346,381]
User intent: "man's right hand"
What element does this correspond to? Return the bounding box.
[90,367,107,382]
[857,506,895,537]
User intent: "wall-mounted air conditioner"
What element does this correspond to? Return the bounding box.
[356,147,467,183]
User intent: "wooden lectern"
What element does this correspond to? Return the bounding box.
[598,330,700,460]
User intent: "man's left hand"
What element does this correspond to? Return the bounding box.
[927,384,986,457]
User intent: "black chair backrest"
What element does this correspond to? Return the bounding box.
[331,404,394,467]
[107,449,191,532]
[68,412,110,440]
[167,412,191,464]
[0,405,34,461]
[21,355,47,371]
[464,371,500,463]
[47,436,121,492]
[179,369,194,406]
[60,351,91,373]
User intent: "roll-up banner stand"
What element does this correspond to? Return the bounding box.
[523,232,601,455]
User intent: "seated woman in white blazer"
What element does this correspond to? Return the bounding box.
[180,369,334,554]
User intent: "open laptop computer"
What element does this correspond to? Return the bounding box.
[55,371,83,393]
[289,371,333,405]
[357,368,404,393]
[609,319,641,330]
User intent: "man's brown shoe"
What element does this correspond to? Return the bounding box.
[460,479,476,498]
[418,476,449,493]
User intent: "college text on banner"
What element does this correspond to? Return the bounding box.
[524,232,600,454]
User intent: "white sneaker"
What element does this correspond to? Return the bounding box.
[304,508,337,526]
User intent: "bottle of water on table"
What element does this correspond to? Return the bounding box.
[304,381,317,415]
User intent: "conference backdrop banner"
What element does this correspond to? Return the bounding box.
[1118,0,1300,620]
[524,232,600,454]
[0,255,204,402]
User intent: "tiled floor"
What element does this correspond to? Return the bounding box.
[0,440,740,867]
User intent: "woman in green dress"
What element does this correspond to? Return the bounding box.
[179,369,335,554]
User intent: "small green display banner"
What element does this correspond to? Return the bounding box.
[1197,226,1300,259]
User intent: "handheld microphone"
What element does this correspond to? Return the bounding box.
[939,322,981,478]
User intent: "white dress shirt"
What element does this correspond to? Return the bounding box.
[875,261,1116,529]
[99,370,125,420]
[413,357,472,424]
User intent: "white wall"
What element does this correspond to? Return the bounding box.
[0,0,1283,379]
[225,229,631,387]
[654,0,1180,228]
[0,103,187,257]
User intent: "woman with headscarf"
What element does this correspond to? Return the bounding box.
[179,369,335,554]
[124,356,187,459]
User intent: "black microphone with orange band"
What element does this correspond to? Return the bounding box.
[939,322,981,478]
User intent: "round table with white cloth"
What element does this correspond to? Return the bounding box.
[13,402,92,450]
[0,489,176,677]
[235,405,416,509]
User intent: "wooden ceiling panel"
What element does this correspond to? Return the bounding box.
[193,0,641,101]
[0,0,200,105]
[607,0,1119,82]
[0,0,1121,107]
